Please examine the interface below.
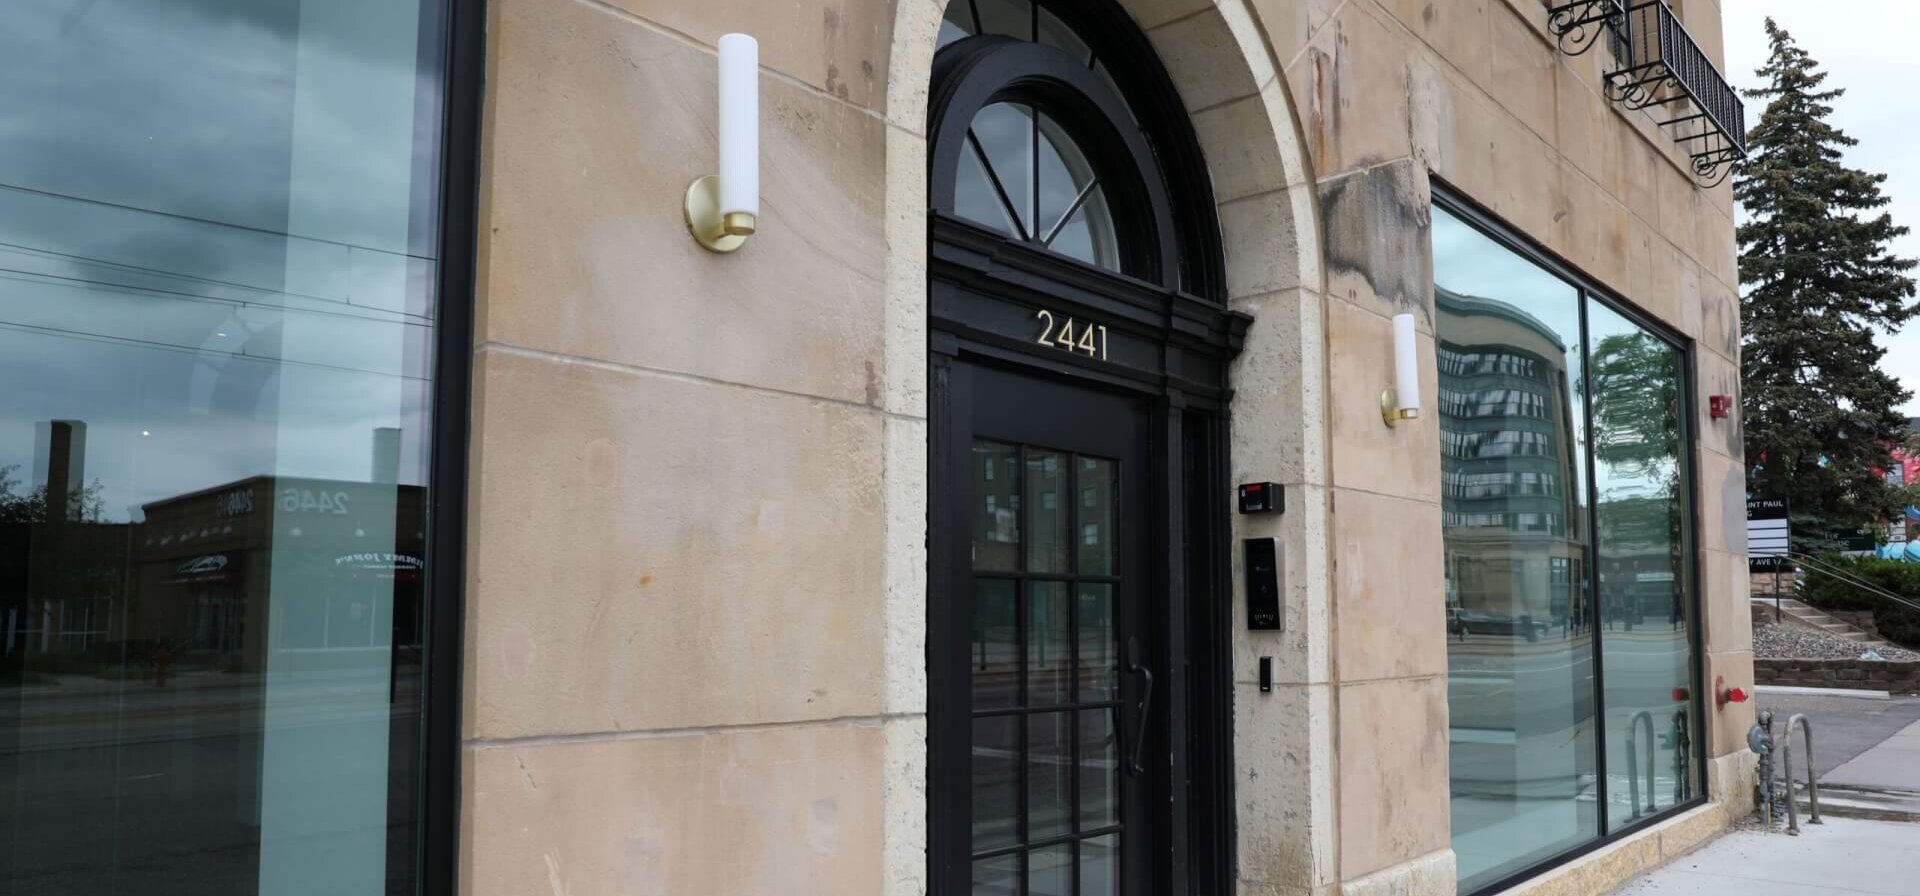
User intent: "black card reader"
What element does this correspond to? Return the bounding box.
[1244,537,1281,631]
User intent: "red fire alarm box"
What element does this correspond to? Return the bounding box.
[1709,395,1732,419]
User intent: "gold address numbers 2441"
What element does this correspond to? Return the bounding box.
[1034,309,1108,360]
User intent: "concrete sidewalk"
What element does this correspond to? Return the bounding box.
[1608,817,1920,895]
[1825,718,1920,792]
[1610,699,1920,894]
[1754,691,1920,779]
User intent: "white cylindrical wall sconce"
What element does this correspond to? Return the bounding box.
[685,33,759,253]
[1382,312,1422,427]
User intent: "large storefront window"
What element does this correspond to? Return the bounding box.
[0,0,454,892]
[1588,302,1697,831]
[1435,202,1701,893]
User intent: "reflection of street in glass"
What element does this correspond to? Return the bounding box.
[0,0,447,887]
[3,472,429,893]
[1437,202,1704,889]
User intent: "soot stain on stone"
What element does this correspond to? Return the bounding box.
[1317,162,1432,323]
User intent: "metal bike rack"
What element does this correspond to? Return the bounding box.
[1624,710,1658,821]
[1781,713,1823,835]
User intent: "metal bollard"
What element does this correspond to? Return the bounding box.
[1782,713,1822,835]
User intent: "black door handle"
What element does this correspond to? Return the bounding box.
[1126,636,1153,776]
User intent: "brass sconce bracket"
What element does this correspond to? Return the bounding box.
[685,175,754,253]
[1381,388,1419,428]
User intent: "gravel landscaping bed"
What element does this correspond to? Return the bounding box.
[1754,624,1920,661]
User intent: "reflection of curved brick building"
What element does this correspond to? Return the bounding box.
[1437,286,1588,633]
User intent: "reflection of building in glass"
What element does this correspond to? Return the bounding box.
[1593,496,1684,627]
[1437,286,1587,635]
[134,476,427,669]
[3,464,424,675]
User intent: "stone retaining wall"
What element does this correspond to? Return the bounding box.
[1753,657,1920,694]
[1750,572,1794,599]
[1826,609,1883,638]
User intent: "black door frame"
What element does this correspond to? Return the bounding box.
[934,360,1159,890]
[925,30,1247,895]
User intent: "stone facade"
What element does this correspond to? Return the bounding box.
[460,1,1753,895]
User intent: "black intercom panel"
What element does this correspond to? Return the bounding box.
[1237,482,1282,514]
[1244,537,1281,631]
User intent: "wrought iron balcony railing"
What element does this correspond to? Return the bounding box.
[1546,0,1626,57]
[1547,0,1748,187]
[1607,1,1746,185]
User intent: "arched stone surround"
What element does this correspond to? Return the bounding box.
[878,1,1340,892]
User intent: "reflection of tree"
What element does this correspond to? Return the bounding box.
[0,464,107,523]
[2,464,119,659]
[1587,332,1685,626]
[1595,495,1678,552]
[1588,333,1681,482]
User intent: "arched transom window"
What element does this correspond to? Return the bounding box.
[930,0,1183,283]
[953,101,1119,270]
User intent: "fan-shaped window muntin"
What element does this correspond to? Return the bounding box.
[953,100,1120,270]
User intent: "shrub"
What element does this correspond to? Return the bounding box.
[1799,555,1920,649]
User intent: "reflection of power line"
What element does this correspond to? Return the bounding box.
[0,319,431,384]
[0,266,429,329]
[0,238,434,322]
[0,181,433,262]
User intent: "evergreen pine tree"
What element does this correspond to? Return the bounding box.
[1736,18,1918,550]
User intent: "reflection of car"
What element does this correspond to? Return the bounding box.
[1455,610,1547,640]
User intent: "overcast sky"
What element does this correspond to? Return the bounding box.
[1721,2,1920,417]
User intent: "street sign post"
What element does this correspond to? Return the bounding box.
[1747,498,1790,622]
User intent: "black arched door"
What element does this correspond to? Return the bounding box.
[926,9,1246,895]
[939,362,1155,896]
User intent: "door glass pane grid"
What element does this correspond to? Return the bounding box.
[970,438,1124,894]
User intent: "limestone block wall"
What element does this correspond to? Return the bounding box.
[456,0,1751,894]
[462,0,910,891]
[462,0,1325,893]
[1248,0,1753,891]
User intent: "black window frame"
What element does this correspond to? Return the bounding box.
[420,0,485,893]
[1432,183,1711,896]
